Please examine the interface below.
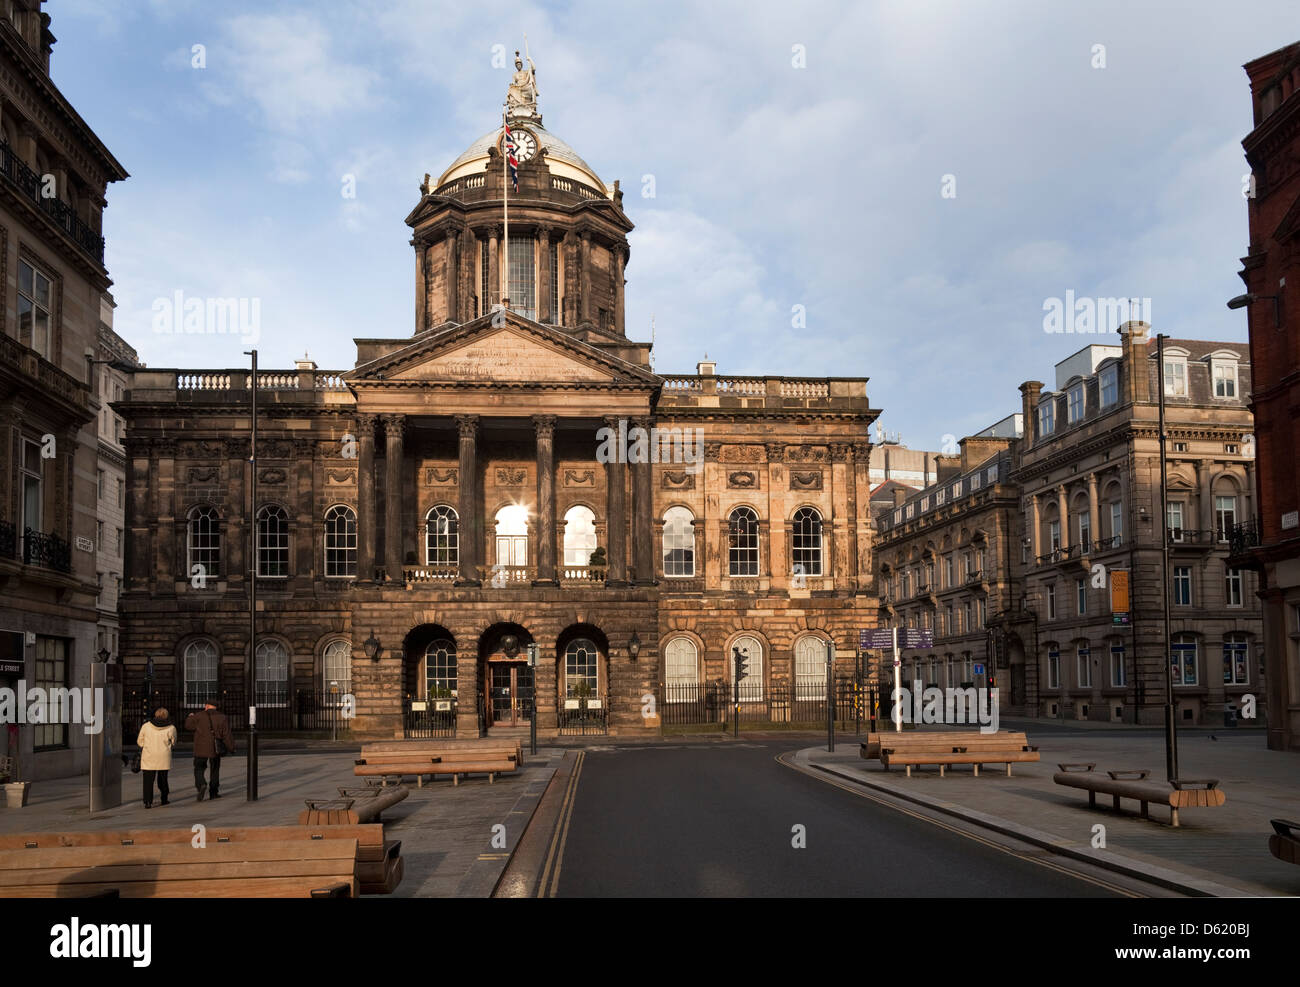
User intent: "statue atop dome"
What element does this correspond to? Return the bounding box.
[506,48,539,118]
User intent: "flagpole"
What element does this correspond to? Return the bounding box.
[502,102,509,309]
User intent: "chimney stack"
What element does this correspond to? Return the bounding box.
[1119,321,1150,404]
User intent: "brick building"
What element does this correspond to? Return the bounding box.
[0,1,128,781]
[1231,41,1300,751]
[116,69,879,739]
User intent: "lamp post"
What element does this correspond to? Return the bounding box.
[244,347,258,802]
[825,638,835,753]
[526,643,538,756]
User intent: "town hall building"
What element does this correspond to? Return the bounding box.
[115,62,880,739]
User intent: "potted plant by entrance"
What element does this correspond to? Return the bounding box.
[587,547,606,581]
[0,756,29,809]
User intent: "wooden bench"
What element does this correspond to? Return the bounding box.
[1268,819,1300,865]
[1052,764,1226,827]
[0,839,359,898]
[362,738,526,767]
[862,731,1029,760]
[354,760,516,786]
[298,784,408,824]
[880,747,1040,777]
[0,825,401,896]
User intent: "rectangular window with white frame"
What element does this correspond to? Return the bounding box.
[1171,637,1197,686]
[1109,501,1123,547]
[1215,495,1236,541]
[1223,635,1249,685]
[1110,641,1126,687]
[1212,360,1238,399]
[1038,401,1054,436]
[1173,566,1192,606]
[1100,365,1118,407]
[1076,579,1087,616]
[1167,502,1184,541]
[1225,566,1243,607]
[1067,382,1084,423]
[1047,647,1060,689]
[1047,583,1057,620]
[1077,644,1091,688]
[1164,357,1188,397]
[17,259,53,360]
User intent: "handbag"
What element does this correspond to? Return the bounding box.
[130,752,141,773]
[206,710,230,757]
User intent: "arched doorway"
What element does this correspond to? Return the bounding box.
[403,624,458,737]
[479,622,535,731]
[556,624,611,735]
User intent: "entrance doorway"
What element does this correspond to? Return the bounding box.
[488,661,534,727]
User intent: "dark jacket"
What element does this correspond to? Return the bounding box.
[184,707,235,758]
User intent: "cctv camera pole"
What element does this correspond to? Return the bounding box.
[245,349,259,801]
[1156,334,1178,783]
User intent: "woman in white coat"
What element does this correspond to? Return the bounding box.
[136,708,177,808]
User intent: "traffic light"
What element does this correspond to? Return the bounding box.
[733,647,748,683]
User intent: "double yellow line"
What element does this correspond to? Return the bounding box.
[537,750,585,897]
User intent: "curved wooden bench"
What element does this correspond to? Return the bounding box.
[1052,766,1225,827]
[1269,819,1300,865]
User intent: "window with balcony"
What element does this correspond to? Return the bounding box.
[1109,501,1123,547]
[1215,495,1237,542]
[495,505,529,570]
[563,505,598,569]
[1167,502,1184,542]
[425,504,458,567]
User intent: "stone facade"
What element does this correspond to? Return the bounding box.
[116,90,879,739]
[0,2,128,781]
[1232,41,1300,750]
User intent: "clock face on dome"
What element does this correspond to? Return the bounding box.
[506,129,538,163]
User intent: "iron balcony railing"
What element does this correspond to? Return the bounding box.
[0,138,105,265]
[23,529,71,573]
[1229,519,1262,556]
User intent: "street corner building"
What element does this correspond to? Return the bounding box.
[0,2,130,782]
[114,67,882,742]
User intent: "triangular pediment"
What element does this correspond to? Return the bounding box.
[349,313,658,387]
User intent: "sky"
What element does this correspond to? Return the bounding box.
[46,0,1298,451]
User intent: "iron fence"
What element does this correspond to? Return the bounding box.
[123,686,354,742]
[662,678,862,727]
[556,695,609,735]
[403,696,458,738]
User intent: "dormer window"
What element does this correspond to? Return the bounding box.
[1099,365,1118,407]
[1212,359,1238,399]
[1067,382,1084,423]
[1163,355,1188,397]
[1037,400,1055,437]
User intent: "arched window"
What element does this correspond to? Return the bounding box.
[664,637,699,689]
[728,507,760,577]
[791,507,823,577]
[426,505,458,566]
[495,504,528,568]
[729,634,764,701]
[183,639,219,707]
[322,640,351,691]
[564,638,599,697]
[794,636,827,699]
[563,505,597,567]
[662,507,695,577]
[256,505,289,577]
[324,506,357,577]
[425,638,457,697]
[255,639,289,706]
[187,506,221,579]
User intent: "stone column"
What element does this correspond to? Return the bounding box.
[580,231,592,325]
[1056,485,1069,551]
[614,245,626,336]
[537,226,551,323]
[125,441,152,588]
[356,415,377,583]
[603,416,628,586]
[1087,472,1099,551]
[1245,461,1256,524]
[1198,459,1213,536]
[487,228,500,308]
[445,228,459,322]
[421,239,433,331]
[1029,492,1040,559]
[455,415,481,586]
[631,416,655,584]
[533,415,557,586]
[383,415,405,579]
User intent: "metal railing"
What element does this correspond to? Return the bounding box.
[661,680,859,726]
[404,696,458,738]
[123,687,355,742]
[1229,518,1261,556]
[23,529,71,573]
[0,138,105,264]
[556,695,609,735]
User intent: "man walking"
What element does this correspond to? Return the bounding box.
[185,701,235,801]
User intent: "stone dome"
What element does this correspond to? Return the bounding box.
[436,120,608,195]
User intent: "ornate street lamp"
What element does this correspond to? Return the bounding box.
[628,631,641,660]
[363,631,382,661]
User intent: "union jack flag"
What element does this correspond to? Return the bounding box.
[504,121,519,192]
